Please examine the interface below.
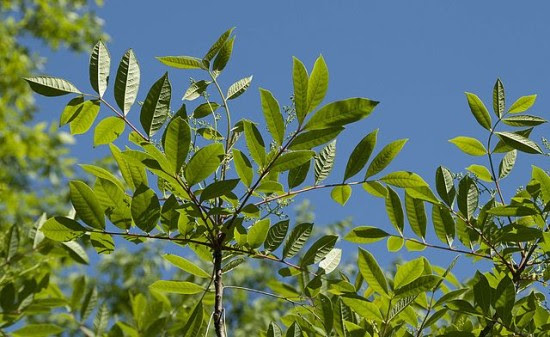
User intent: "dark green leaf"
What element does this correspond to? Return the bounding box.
[405,192,427,239]
[289,127,343,150]
[184,143,224,186]
[63,240,89,264]
[432,205,455,245]
[204,27,235,62]
[131,184,160,232]
[243,120,266,167]
[24,76,81,96]
[213,36,235,72]
[492,78,505,118]
[501,115,546,127]
[89,40,110,97]
[344,129,378,181]
[286,322,303,337]
[200,179,239,201]
[495,131,543,154]
[264,220,289,252]
[287,160,310,189]
[394,275,441,299]
[435,166,455,207]
[90,232,115,254]
[271,150,315,172]
[12,324,64,337]
[314,140,336,184]
[114,49,140,115]
[140,72,171,137]
[164,117,191,174]
[345,226,390,244]
[267,322,283,337]
[283,223,313,258]
[499,150,517,179]
[6,225,19,262]
[227,75,253,100]
[301,235,338,266]
[385,186,404,233]
[457,177,478,220]
[192,102,220,119]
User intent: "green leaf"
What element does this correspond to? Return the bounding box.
[69,99,101,135]
[184,143,224,186]
[493,128,533,153]
[405,192,427,239]
[243,120,266,167]
[345,226,390,244]
[394,275,441,299]
[149,280,204,294]
[532,165,550,204]
[465,92,492,130]
[232,149,253,187]
[94,116,125,146]
[6,225,19,262]
[466,164,492,182]
[385,186,404,233]
[12,324,64,337]
[163,254,210,278]
[493,78,505,118]
[293,57,309,124]
[201,179,239,202]
[110,144,148,190]
[394,257,424,288]
[318,248,341,273]
[63,240,90,264]
[362,181,387,198]
[473,272,492,314]
[156,55,205,69]
[90,232,115,254]
[448,136,487,156]
[304,98,378,130]
[227,75,253,100]
[140,72,171,137]
[89,40,110,97]
[435,166,456,206]
[365,139,407,178]
[457,177,478,220]
[267,322,283,337]
[283,223,313,258]
[289,127,343,150]
[381,171,428,188]
[24,76,81,96]
[60,96,84,126]
[183,80,210,101]
[163,117,191,174]
[248,219,271,249]
[344,129,378,181]
[213,36,235,72]
[259,88,285,145]
[387,236,404,252]
[498,150,517,179]
[264,220,289,252]
[114,49,140,115]
[501,115,547,127]
[357,248,388,295]
[306,55,329,113]
[41,217,87,242]
[271,150,315,172]
[131,184,160,232]
[197,127,223,140]
[204,27,235,62]
[405,185,439,204]
[432,205,455,245]
[192,102,220,119]
[301,235,338,266]
[286,322,303,337]
[317,294,333,335]
[331,185,352,206]
[341,294,383,321]
[314,140,336,184]
[70,180,105,229]
[287,160,310,189]
[495,131,543,154]
[508,94,536,113]
[495,276,515,325]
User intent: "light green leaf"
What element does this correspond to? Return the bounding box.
[24,76,81,96]
[306,55,329,113]
[448,136,487,156]
[357,248,388,295]
[232,149,253,187]
[12,324,64,337]
[70,180,105,229]
[204,27,235,62]
[345,226,390,244]
[156,56,205,69]
[243,120,266,167]
[365,139,407,178]
[264,220,289,252]
[110,144,148,190]
[184,143,224,186]
[271,150,315,172]
[293,57,309,124]
[163,117,191,174]
[381,171,428,188]
[314,140,336,184]
[495,131,542,154]
[289,127,343,150]
[362,181,387,198]
[344,129,378,181]
[260,88,285,145]
[163,254,210,278]
[405,192,427,239]
[394,275,441,299]
[405,186,439,204]
[394,257,424,288]
[140,72,171,137]
[248,219,271,248]
[499,150,517,179]
[457,177,478,220]
[149,280,204,294]
[69,99,100,135]
[192,102,220,119]
[466,164,493,182]
[331,185,352,206]
[227,75,253,100]
[492,78,505,118]
[197,127,223,140]
[94,116,125,146]
[63,240,90,264]
[41,217,87,242]
[532,165,550,204]
[501,115,546,127]
[93,178,132,230]
[385,186,404,233]
[60,96,84,126]
[465,92,492,130]
[90,232,115,254]
[301,235,338,266]
[79,164,125,191]
[89,40,110,97]
[114,49,140,115]
[387,236,404,252]
[508,94,536,113]
[304,98,378,130]
[432,205,455,245]
[213,36,235,72]
[341,294,383,321]
[200,179,239,202]
[181,301,204,337]
[131,184,160,232]
[283,223,313,258]
[182,80,210,101]
[318,248,341,273]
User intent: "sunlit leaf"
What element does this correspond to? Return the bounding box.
[508,94,536,113]
[114,49,140,115]
[70,180,105,229]
[465,92,492,130]
[24,76,81,96]
[184,143,224,186]
[283,223,313,258]
[140,72,171,137]
[357,248,388,295]
[94,116,125,146]
[331,185,352,206]
[448,136,487,156]
[149,280,204,294]
[89,40,110,97]
[304,98,378,130]
[344,129,378,181]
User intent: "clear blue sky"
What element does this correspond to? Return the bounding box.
[31,1,550,277]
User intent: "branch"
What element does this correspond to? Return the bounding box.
[87,229,213,249]
[224,285,304,304]
[99,97,149,142]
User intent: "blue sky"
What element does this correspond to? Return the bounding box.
[31,2,550,277]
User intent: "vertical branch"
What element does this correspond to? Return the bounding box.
[213,247,226,337]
